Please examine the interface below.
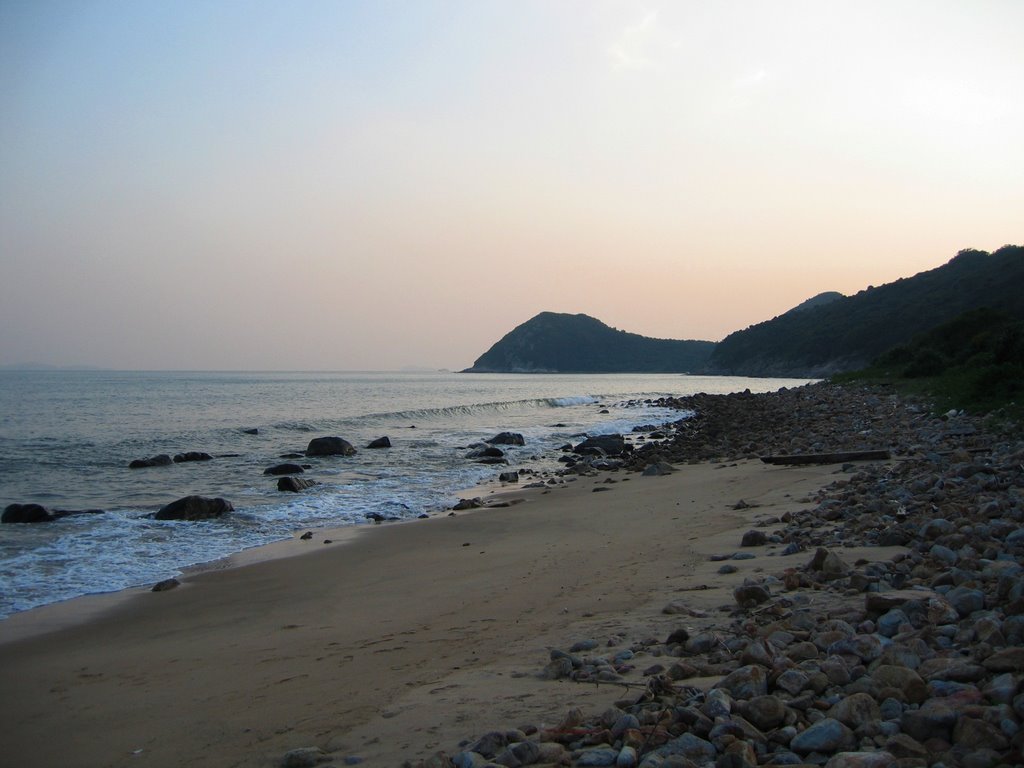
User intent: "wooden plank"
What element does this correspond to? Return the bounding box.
[760,450,891,466]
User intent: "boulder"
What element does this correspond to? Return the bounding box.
[733,583,771,607]
[305,436,356,456]
[154,495,233,521]
[366,436,391,449]
[2,503,56,523]
[790,718,856,754]
[741,530,767,547]
[278,477,318,493]
[498,471,519,483]
[265,463,305,476]
[574,434,628,456]
[129,454,173,469]
[642,461,675,476]
[485,432,525,446]
[172,451,213,463]
[466,445,504,459]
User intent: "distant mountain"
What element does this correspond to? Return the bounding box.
[463,312,715,373]
[707,245,1024,377]
[784,291,845,315]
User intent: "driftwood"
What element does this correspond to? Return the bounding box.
[760,450,891,466]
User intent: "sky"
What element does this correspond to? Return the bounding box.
[1,0,1021,371]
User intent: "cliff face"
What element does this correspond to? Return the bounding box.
[463,312,715,373]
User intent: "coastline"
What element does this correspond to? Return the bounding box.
[0,457,842,767]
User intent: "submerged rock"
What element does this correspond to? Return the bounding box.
[366,436,391,449]
[485,432,525,446]
[305,436,357,456]
[129,454,173,469]
[278,477,318,493]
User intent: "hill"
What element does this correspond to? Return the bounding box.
[707,245,1024,377]
[462,312,715,373]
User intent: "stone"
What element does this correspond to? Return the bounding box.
[576,748,618,766]
[151,578,180,592]
[870,665,928,704]
[982,647,1024,672]
[953,716,1010,751]
[884,732,928,760]
[154,495,233,521]
[944,585,985,617]
[129,454,173,469]
[733,584,770,607]
[642,462,675,476]
[172,451,213,463]
[498,471,519,483]
[808,548,850,579]
[366,436,391,449]
[827,692,880,729]
[2,503,56,523]
[715,665,768,699]
[900,699,958,741]
[494,741,540,767]
[822,753,896,768]
[741,530,767,547]
[789,718,856,753]
[278,477,318,493]
[305,436,356,456]
[265,462,305,475]
[280,746,330,768]
[744,695,788,730]
[486,432,525,446]
[574,434,627,456]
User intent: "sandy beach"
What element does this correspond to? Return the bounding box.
[0,457,842,768]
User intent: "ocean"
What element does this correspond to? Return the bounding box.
[0,370,812,619]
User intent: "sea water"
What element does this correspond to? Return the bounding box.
[0,370,812,618]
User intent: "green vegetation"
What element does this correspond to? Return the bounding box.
[464,312,715,373]
[709,245,1024,377]
[834,307,1024,423]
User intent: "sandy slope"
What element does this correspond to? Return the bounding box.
[0,459,843,768]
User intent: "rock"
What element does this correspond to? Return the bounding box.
[574,434,627,456]
[983,647,1024,672]
[452,498,483,511]
[498,471,519,483]
[466,445,505,459]
[576,748,618,766]
[900,698,958,741]
[864,589,935,616]
[823,753,896,768]
[740,530,767,547]
[485,432,525,446]
[827,692,880,729]
[366,436,391,449]
[714,665,768,699]
[243,427,259,435]
[953,716,1010,751]
[733,583,771,607]
[151,578,180,592]
[743,695,788,730]
[870,665,928,704]
[306,436,356,456]
[807,547,850,579]
[265,462,305,475]
[172,451,213,463]
[789,718,856,753]
[154,495,233,521]
[642,462,675,476]
[944,585,985,617]
[278,477,318,493]
[129,454,173,469]
[2,503,56,523]
[494,741,540,767]
[280,746,330,767]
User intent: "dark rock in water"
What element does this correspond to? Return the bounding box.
[366,436,391,449]
[306,436,357,456]
[474,457,508,465]
[452,498,483,510]
[265,462,305,476]
[154,495,233,521]
[485,432,525,446]
[278,477,318,493]
[173,451,213,463]
[574,434,628,456]
[466,445,504,459]
[498,471,519,483]
[129,454,173,469]
[279,452,304,459]
[2,503,56,523]
[243,428,259,435]
[151,578,180,592]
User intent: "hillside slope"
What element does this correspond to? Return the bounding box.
[707,245,1024,377]
[463,312,715,373]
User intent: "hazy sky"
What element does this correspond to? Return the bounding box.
[2,1,1021,370]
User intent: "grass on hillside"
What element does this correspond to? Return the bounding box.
[833,308,1024,428]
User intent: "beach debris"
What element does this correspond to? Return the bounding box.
[154,495,233,521]
[278,476,318,493]
[759,449,891,465]
[485,431,525,446]
[305,436,357,456]
[366,436,391,449]
[128,453,173,469]
[151,578,180,592]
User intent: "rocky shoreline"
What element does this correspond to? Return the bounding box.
[399,384,1024,768]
